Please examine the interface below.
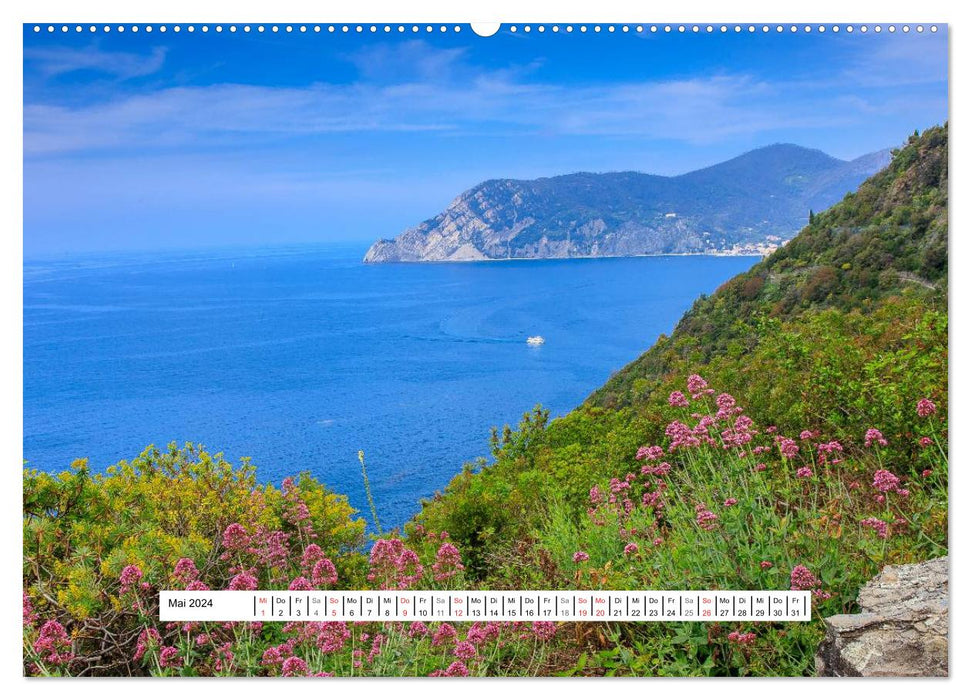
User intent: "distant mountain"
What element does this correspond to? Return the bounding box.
[363,144,891,263]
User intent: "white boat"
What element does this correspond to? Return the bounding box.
[526,335,545,346]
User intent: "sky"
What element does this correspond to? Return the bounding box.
[23,24,948,256]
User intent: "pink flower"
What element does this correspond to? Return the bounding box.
[159,646,182,669]
[532,621,557,640]
[687,374,712,398]
[408,621,429,638]
[668,391,689,408]
[221,523,250,551]
[23,592,36,629]
[431,660,470,677]
[288,576,312,591]
[119,565,143,594]
[623,542,639,556]
[311,558,338,587]
[172,558,199,586]
[432,542,465,582]
[864,428,888,448]
[432,623,458,647]
[573,551,590,563]
[34,620,74,665]
[636,445,665,461]
[872,469,901,493]
[454,641,476,660]
[695,505,718,531]
[860,517,889,539]
[921,469,933,478]
[790,565,821,592]
[261,646,283,667]
[723,498,738,507]
[777,437,799,459]
[919,437,933,448]
[727,631,757,646]
[799,430,814,440]
[133,627,161,662]
[754,462,767,472]
[652,537,663,546]
[759,561,773,570]
[229,570,258,591]
[368,538,424,589]
[796,467,813,479]
[589,485,603,505]
[281,656,309,677]
[917,398,937,417]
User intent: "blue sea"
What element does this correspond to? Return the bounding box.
[23,244,757,527]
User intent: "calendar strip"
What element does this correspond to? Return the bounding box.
[160,590,811,622]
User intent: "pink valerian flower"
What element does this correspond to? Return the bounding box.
[368,538,424,589]
[799,430,814,440]
[623,542,639,556]
[300,543,325,573]
[917,398,937,418]
[723,497,738,507]
[922,469,933,478]
[872,469,901,493]
[668,391,689,408]
[221,523,250,552]
[864,429,888,448]
[715,393,740,420]
[790,565,821,592]
[432,542,465,582]
[281,656,310,677]
[695,504,718,531]
[796,467,813,479]
[171,558,199,586]
[687,374,714,399]
[454,641,477,660]
[133,627,162,662]
[159,646,182,669]
[186,580,210,591]
[119,564,143,594]
[430,660,470,677]
[860,517,890,539]
[897,489,910,498]
[652,537,663,546]
[754,463,767,472]
[311,558,338,587]
[642,461,671,476]
[589,485,603,505]
[816,440,845,465]
[261,646,284,668]
[228,570,258,591]
[34,620,74,665]
[573,551,590,563]
[759,561,773,570]
[23,592,36,629]
[919,437,933,448]
[531,621,557,641]
[777,437,799,459]
[250,528,291,574]
[636,445,665,461]
[288,576,312,591]
[727,631,757,646]
[666,420,701,449]
[432,623,458,647]
[211,643,234,673]
[408,621,429,638]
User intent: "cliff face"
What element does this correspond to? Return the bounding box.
[363,145,891,263]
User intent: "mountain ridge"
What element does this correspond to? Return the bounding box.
[364,143,891,263]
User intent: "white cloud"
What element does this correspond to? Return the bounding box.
[25,45,167,80]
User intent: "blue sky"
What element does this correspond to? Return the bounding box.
[23,25,948,256]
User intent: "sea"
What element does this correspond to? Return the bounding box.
[23,243,758,527]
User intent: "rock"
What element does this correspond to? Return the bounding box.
[816,557,948,676]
